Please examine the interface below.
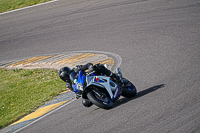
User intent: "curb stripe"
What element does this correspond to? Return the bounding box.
[8,55,53,67]
[12,99,76,133]
[55,53,97,64]
[94,57,114,65]
[11,100,69,126]
[1,52,117,70]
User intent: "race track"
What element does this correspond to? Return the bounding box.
[0,0,200,132]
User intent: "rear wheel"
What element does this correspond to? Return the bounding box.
[121,78,137,98]
[87,89,113,109]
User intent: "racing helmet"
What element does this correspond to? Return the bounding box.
[58,67,71,82]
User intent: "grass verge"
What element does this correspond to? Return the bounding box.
[0,0,52,13]
[0,69,67,129]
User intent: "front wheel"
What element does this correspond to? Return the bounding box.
[121,78,137,98]
[87,89,113,109]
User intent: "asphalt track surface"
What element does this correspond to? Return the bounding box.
[0,0,200,133]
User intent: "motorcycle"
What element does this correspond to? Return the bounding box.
[69,65,137,109]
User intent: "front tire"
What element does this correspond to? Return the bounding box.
[121,78,137,98]
[87,90,113,109]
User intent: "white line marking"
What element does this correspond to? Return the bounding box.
[0,0,58,16]
[13,98,76,133]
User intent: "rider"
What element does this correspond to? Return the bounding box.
[58,63,121,92]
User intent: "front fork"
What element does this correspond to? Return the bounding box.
[116,67,124,94]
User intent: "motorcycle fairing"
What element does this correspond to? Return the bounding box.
[77,71,86,86]
[72,71,86,93]
[85,76,121,101]
[94,76,105,83]
[113,86,121,100]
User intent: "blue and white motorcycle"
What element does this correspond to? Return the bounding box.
[69,65,137,109]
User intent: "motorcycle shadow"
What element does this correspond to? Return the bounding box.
[113,84,165,108]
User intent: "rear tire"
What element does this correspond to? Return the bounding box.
[87,90,113,109]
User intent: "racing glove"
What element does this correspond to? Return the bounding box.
[110,73,122,85]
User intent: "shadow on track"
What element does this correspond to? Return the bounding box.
[113,84,165,108]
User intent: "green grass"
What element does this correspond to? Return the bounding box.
[0,0,51,13]
[0,69,67,129]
